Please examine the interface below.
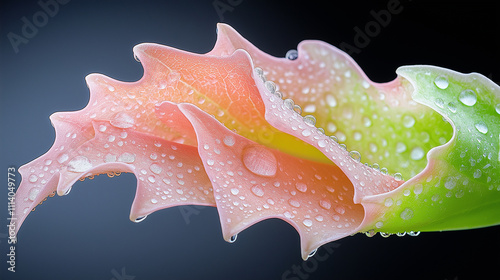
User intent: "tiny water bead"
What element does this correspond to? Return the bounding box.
[434,75,449,89]
[285,49,298,60]
[229,234,238,243]
[134,215,147,223]
[265,80,277,94]
[458,89,477,106]
[349,151,361,162]
[308,249,317,258]
[303,115,316,126]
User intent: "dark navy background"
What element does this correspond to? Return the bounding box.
[1,0,499,279]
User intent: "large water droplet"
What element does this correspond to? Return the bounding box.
[475,122,488,134]
[68,156,93,172]
[458,89,477,106]
[111,112,135,128]
[242,145,277,177]
[434,75,449,89]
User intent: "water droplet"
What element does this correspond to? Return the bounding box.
[303,115,316,126]
[301,129,312,137]
[396,142,407,153]
[118,152,136,163]
[151,198,158,204]
[308,249,317,258]
[384,198,393,207]
[293,104,302,114]
[28,188,40,200]
[365,229,376,237]
[473,169,482,178]
[349,151,361,162]
[394,173,403,181]
[288,199,300,208]
[447,102,457,113]
[242,145,277,177]
[285,49,298,60]
[223,135,235,146]
[458,89,477,106]
[231,188,239,195]
[407,231,420,237]
[402,115,415,128]
[326,94,337,107]
[410,147,425,160]
[375,221,384,228]
[58,153,69,164]
[335,205,345,214]
[400,208,414,220]
[265,81,277,94]
[206,159,215,166]
[68,156,93,172]
[303,219,313,227]
[134,215,147,223]
[283,98,294,110]
[295,182,307,193]
[251,185,265,197]
[110,112,135,128]
[475,122,488,134]
[363,117,372,127]
[434,75,449,89]
[434,98,444,108]
[28,174,38,183]
[496,104,500,114]
[229,234,238,243]
[319,200,331,210]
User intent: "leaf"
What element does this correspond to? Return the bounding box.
[360,66,500,233]
[13,24,500,260]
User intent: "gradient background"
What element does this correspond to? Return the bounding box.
[1,0,499,279]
